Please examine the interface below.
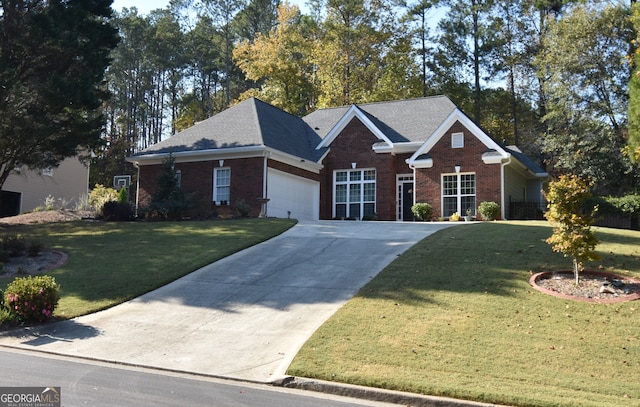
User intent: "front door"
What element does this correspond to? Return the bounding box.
[402,182,414,221]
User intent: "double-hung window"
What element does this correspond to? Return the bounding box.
[334,169,376,219]
[442,173,476,217]
[214,167,230,205]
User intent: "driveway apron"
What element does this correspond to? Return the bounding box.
[0,220,458,382]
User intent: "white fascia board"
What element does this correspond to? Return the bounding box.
[373,142,423,154]
[125,145,267,166]
[408,109,509,164]
[482,153,508,165]
[409,158,433,168]
[316,105,392,149]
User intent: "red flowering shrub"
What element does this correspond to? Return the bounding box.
[4,275,60,323]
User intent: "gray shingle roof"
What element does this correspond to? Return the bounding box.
[303,95,457,143]
[133,97,324,161]
[505,146,547,175]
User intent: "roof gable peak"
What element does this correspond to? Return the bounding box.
[316,105,392,149]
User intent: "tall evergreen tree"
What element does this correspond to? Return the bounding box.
[0,0,119,192]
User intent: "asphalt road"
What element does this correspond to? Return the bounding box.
[0,350,400,407]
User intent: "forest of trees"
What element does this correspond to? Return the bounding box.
[92,0,640,198]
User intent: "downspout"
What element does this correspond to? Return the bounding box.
[407,161,417,222]
[259,151,270,218]
[133,162,140,218]
[501,156,511,220]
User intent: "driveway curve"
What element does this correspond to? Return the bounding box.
[0,220,458,383]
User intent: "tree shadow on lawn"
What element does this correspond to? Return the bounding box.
[356,222,567,305]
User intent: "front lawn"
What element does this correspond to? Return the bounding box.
[287,221,640,407]
[0,218,296,319]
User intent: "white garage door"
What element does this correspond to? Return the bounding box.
[267,168,319,220]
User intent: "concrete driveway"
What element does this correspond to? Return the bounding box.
[0,220,458,383]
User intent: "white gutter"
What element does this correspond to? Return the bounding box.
[501,156,511,220]
[262,151,269,200]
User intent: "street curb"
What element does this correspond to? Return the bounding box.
[276,377,510,407]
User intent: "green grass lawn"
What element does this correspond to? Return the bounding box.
[1,218,296,318]
[287,221,640,407]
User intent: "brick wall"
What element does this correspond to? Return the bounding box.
[415,121,502,218]
[319,118,408,220]
[138,157,265,218]
[268,160,320,182]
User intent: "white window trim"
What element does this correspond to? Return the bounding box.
[451,132,464,149]
[441,172,476,217]
[333,168,376,219]
[213,167,231,205]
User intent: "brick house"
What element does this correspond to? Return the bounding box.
[127,96,548,221]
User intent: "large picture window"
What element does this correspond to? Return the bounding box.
[442,173,476,217]
[334,169,375,219]
[214,167,230,205]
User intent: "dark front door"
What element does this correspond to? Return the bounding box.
[402,182,413,221]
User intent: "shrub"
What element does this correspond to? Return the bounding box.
[146,154,191,220]
[4,275,60,323]
[117,187,129,204]
[0,305,14,327]
[235,199,251,218]
[478,201,500,221]
[101,201,133,221]
[27,240,44,257]
[411,203,432,221]
[2,234,27,257]
[89,184,119,214]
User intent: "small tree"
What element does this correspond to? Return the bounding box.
[147,153,189,220]
[544,174,601,285]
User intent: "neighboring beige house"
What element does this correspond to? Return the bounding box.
[0,156,89,217]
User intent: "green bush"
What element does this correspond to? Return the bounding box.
[27,240,44,257]
[117,187,129,204]
[101,201,133,221]
[235,199,251,218]
[4,275,60,323]
[89,184,119,214]
[586,194,640,216]
[478,201,500,221]
[411,203,432,221]
[2,234,27,257]
[0,292,14,327]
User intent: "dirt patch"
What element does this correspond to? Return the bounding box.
[0,210,94,226]
[530,270,640,304]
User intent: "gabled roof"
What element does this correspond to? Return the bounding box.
[130,97,325,163]
[306,96,457,148]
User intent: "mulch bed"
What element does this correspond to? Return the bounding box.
[530,270,640,304]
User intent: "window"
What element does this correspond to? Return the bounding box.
[442,173,475,217]
[175,170,182,189]
[213,167,230,205]
[451,132,464,149]
[334,169,375,219]
[41,167,53,177]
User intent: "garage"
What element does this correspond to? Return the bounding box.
[266,168,319,221]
